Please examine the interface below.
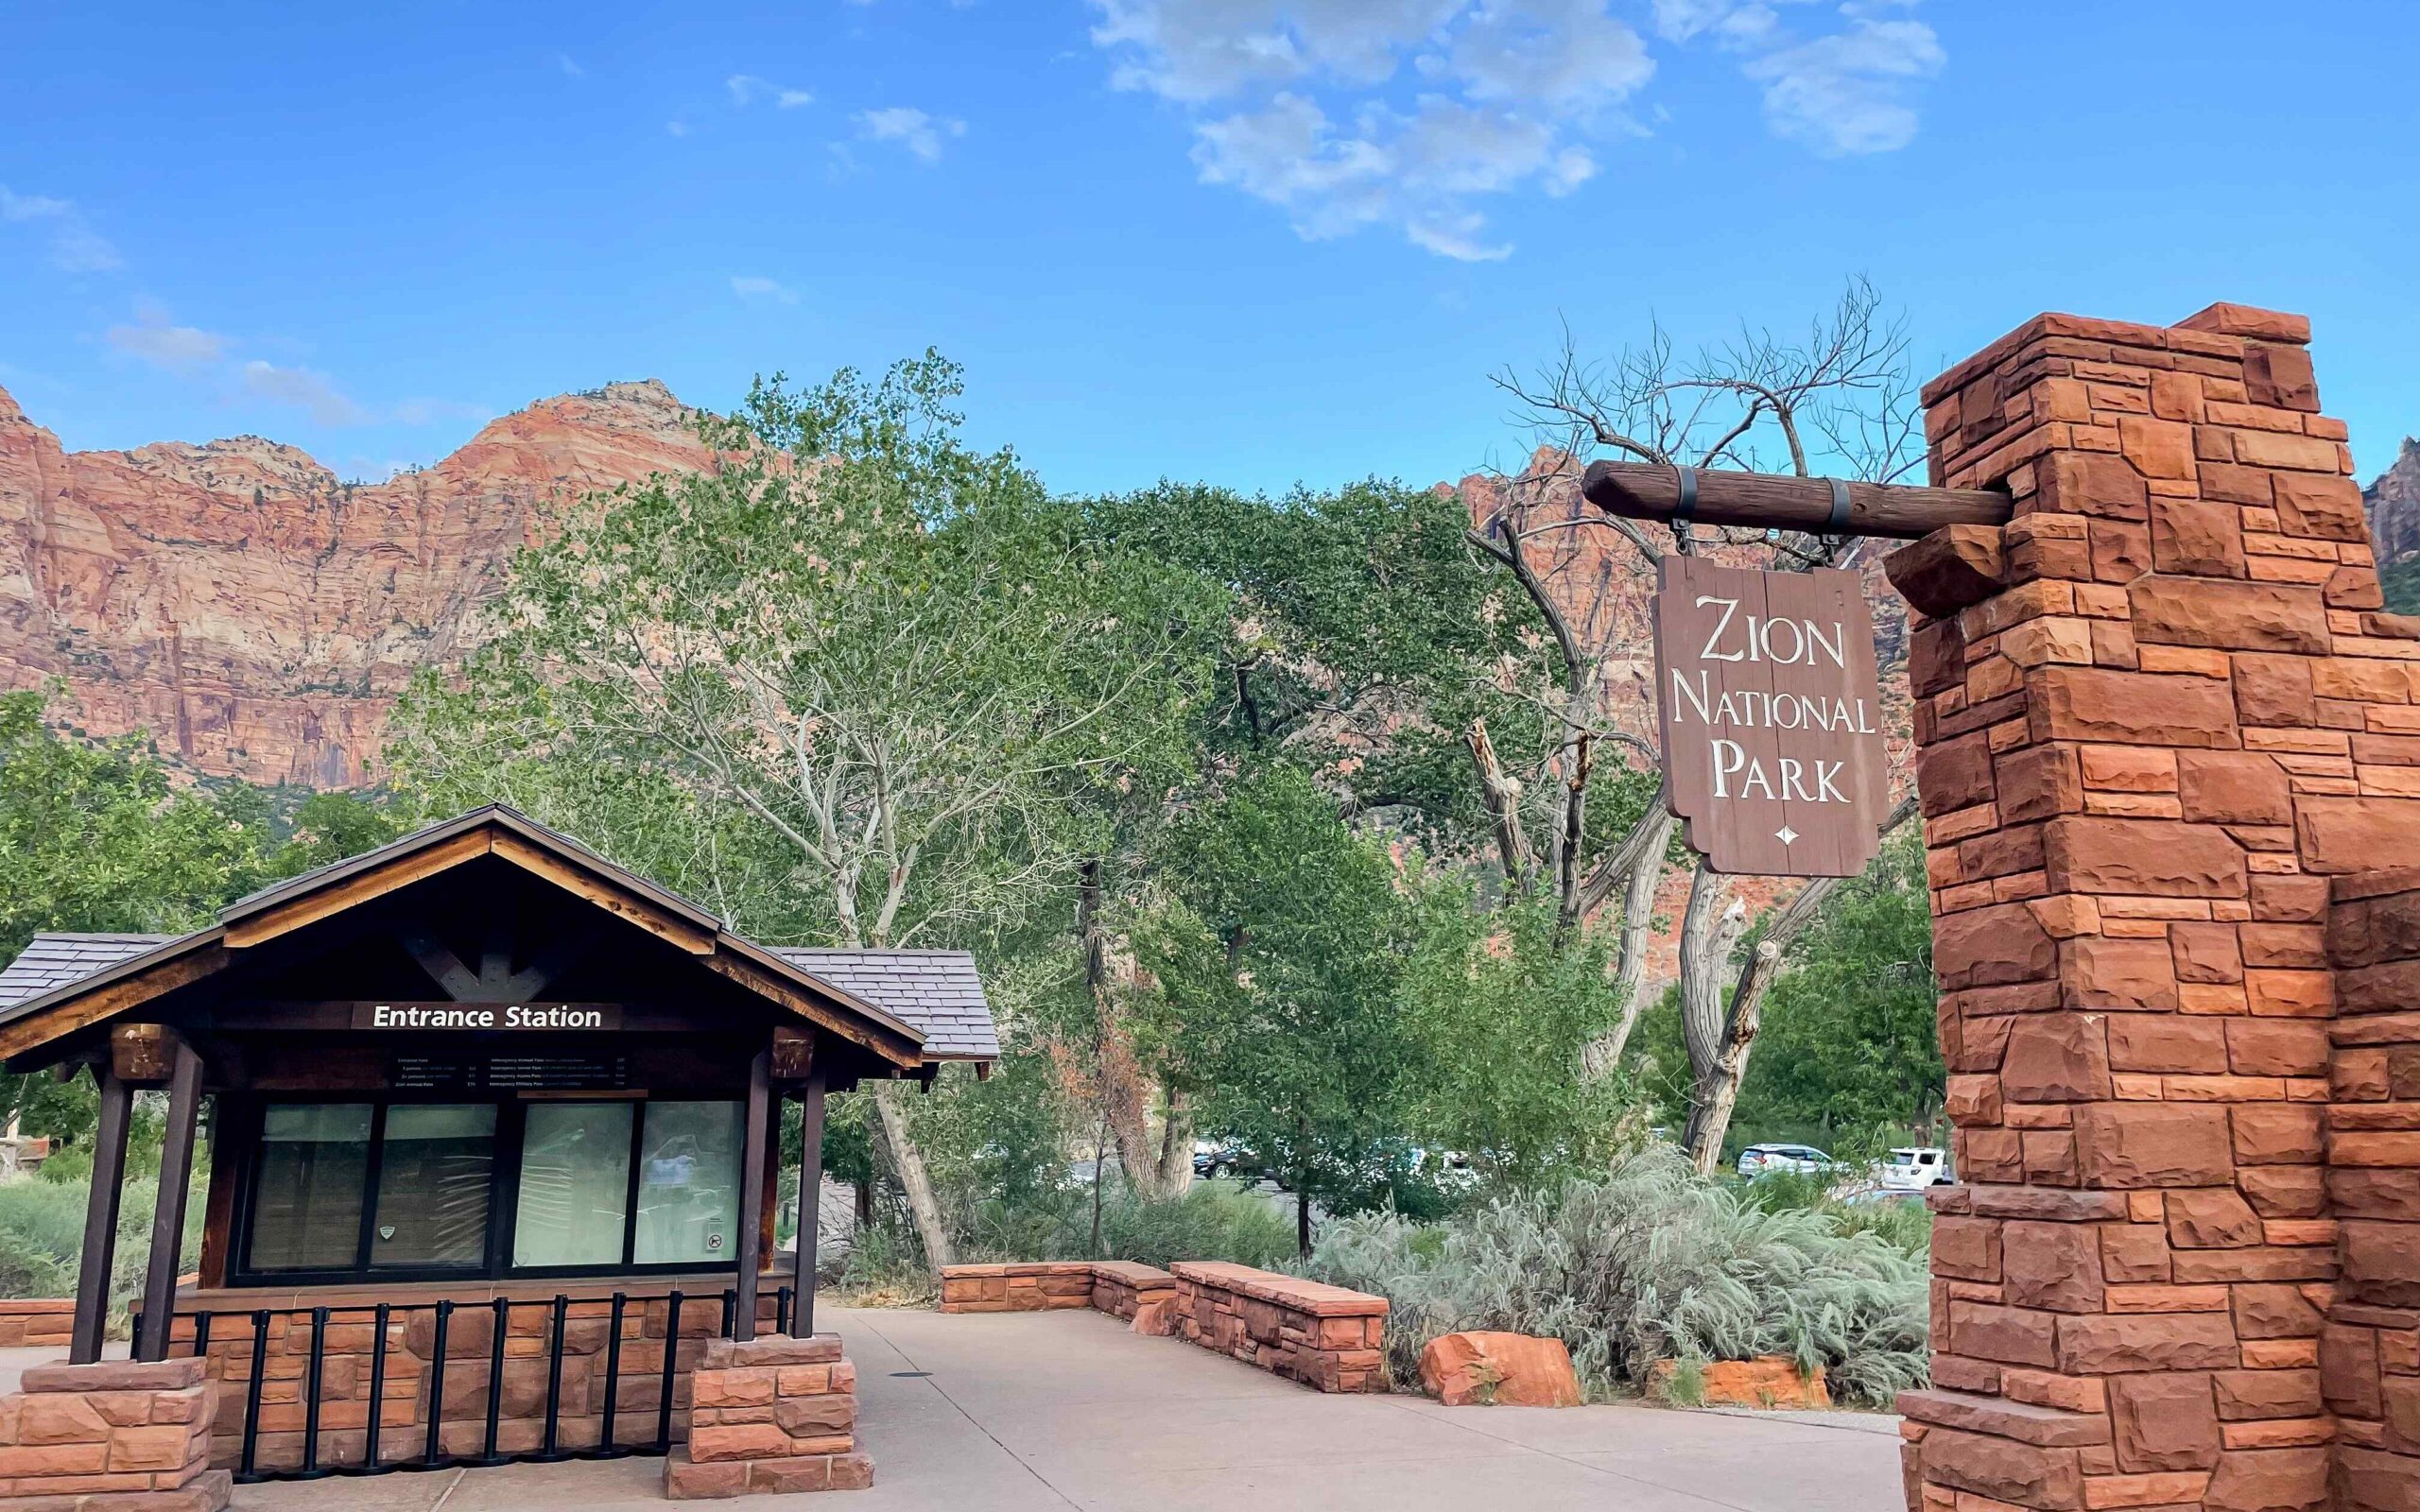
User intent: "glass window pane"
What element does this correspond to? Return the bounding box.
[371,1105,495,1269]
[513,1103,633,1267]
[249,1104,372,1271]
[633,1102,743,1265]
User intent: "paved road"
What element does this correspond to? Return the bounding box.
[210,1303,1899,1512]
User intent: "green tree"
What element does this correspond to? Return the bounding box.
[1734,833,1943,1143]
[1623,833,1943,1162]
[0,690,278,1138]
[1399,887,1634,1186]
[388,352,1224,1266]
[1137,763,1425,1253]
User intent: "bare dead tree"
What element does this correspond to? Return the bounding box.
[1470,277,1927,1172]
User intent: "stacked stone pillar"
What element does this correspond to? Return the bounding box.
[1894,302,2420,1512]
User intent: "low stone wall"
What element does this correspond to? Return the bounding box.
[168,1291,781,1473]
[0,1299,73,1349]
[0,1356,230,1511]
[1168,1262,1388,1394]
[663,1334,868,1499]
[936,1263,1096,1314]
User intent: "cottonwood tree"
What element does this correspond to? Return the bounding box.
[1133,762,1425,1255]
[1476,278,1925,1171]
[388,353,1221,1264]
[1061,480,1531,1196]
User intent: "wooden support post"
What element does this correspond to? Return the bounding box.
[71,1066,132,1365]
[137,1040,203,1363]
[731,1046,772,1343]
[790,1068,827,1339]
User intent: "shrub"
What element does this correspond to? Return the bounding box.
[955,1177,1297,1272]
[0,1173,207,1337]
[1296,1144,1928,1407]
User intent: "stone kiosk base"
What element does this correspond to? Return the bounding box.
[662,1334,869,1499]
[0,1358,230,1512]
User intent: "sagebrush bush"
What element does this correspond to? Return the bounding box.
[0,1174,205,1336]
[1297,1145,1928,1406]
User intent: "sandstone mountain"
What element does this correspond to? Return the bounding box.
[4,375,2409,795]
[2363,436,2420,559]
[0,381,711,786]
[2366,437,2420,612]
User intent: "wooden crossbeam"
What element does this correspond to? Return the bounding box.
[1582,460,2009,541]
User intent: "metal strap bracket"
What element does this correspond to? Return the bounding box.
[1826,477,1852,534]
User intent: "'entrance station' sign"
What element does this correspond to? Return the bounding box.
[350,1003,621,1031]
[1651,557,1890,877]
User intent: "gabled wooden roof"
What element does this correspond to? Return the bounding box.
[0,805,998,1069]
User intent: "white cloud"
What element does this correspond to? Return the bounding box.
[730,275,801,304]
[557,53,585,77]
[240,360,368,427]
[1655,0,1941,155]
[856,107,967,163]
[1088,0,1941,257]
[1743,13,1942,155]
[106,301,228,372]
[0,185,125,273]
[729,75,813,109]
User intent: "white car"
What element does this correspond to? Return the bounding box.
[1736,1143,1832,1177]
[1876,1146,1952,1190]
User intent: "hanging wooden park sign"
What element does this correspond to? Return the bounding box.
[1651,556,1891,877]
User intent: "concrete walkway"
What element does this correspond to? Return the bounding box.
[40,1306,1900,1511]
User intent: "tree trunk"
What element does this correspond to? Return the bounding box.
[1296,1185,1311,1258]
[870,1081,955,1268]
[1465,719,1535,884]
[1675,864,1752,1173]
[1153,1090,1194,1196]
[1080,857,1174,1199]
[1683,937,1777,1173]
[1676,796,1921,1170]
[1580,809,1674,1079]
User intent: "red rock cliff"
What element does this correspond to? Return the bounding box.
[0,381,711,787]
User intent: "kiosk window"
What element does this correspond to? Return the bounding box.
[633,1102,744,1264]
[236,1096,748,1281]
[248,1105,372,1271]
[371,1104,495,1268]
[511,1102,636,1268]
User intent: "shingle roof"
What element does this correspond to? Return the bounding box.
[0,935,1000,1061]
[766,949,1000,1059]
[0,935,175,1012]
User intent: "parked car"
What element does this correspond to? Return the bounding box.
[1876,1146,1952,1190]
[1191,1139,1251,1179]
[1736,1143,1833,1177]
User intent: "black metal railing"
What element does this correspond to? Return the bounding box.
[133,1285,797,1484]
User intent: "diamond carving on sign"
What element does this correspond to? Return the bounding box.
[1775,826,1799,846]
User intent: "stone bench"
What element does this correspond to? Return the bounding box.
[1167,1262,1388,1394]
[1087,1261,1180,1327]
[937,1263,1098,1314]
[0,1297,73,1349]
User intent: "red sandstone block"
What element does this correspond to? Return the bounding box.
[2056,1312,2238,1375]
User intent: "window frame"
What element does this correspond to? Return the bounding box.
[227,1092,751,1288]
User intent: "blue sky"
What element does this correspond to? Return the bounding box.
[3,2,2414,495]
